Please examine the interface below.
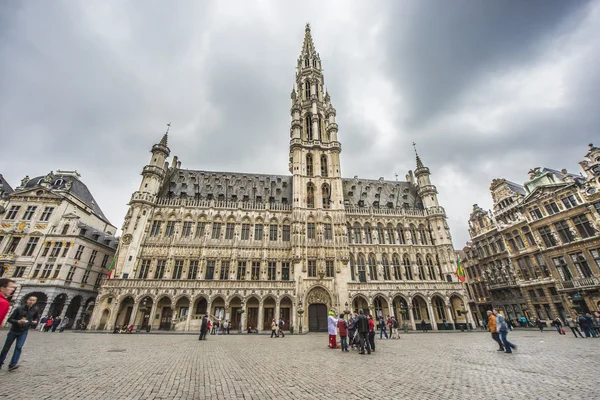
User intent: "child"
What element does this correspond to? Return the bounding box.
[338,314,349,352]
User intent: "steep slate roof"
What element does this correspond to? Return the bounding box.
[0,174,13,198]
[23,173,111,224]
[504,180,526,196]
[160,168,422,209]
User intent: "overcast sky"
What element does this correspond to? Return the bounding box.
[1,1,599,247]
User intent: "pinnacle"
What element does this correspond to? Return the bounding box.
[301,22,316,56]
[160,133,168,147]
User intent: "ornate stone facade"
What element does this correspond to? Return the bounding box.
[90,25,470,333]
[463,144,600,325]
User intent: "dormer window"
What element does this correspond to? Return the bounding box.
[358,200,365,207]
[54,179,64,186]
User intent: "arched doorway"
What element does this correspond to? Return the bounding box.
[306,286,331,332]
[194,297,208,316]
[412,296,430,330]
[228,296,242,330]
[450,295,468,329]
[97,309,110,330]
[263,296,276,331]
[211,296,226,321]
[136,296,154,330]
[392,296,409,329]
[49,293,68,317]
[432,296,449,330]
[373,296,389,318]
[116,296,135,329]
[64,295,83,329]
[279,297,292,330]
[246,296,259,330]
[21,292,48,315]
[352,295,369,315]
[157,296,173,330]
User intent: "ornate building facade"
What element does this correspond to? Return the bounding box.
[90,25,471,333]
[0,171,118,328]
[463,144,600,325]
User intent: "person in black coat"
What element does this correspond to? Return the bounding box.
[199,315,209,340]
[356,310,371,355]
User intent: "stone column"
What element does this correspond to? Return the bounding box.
[275,301,281,323]
[312,116,319,141]
[128,302,140,327]
[257,301,264,332]
[446,305,455,329]
[149,302,158,330]
[106,301,120,331]
[427,301,438,331]
[185,308,193,332]
[408,306,416,331]
[240,311,246,332]
[73,304,86,328]
[466,308,475,328]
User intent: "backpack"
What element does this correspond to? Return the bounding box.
[393,319,398,328]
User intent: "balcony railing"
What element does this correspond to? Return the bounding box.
[347,280,463,292]
[557,276,600,291]
[101,278,297,291]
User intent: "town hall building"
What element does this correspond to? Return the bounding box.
[90,25,471,333]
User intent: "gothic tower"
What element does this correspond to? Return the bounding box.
[115,130,171,278]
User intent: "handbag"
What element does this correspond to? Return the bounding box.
[561,328,565,335]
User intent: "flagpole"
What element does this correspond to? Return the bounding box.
[107,240,121,280]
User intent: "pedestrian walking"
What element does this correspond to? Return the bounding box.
[487,310,504,352]
[0,295,40,371]
[198,314,209,340]
[378,316,388,339]
[356,310,370,355]
[565,316,584,338]
[327,310,337,348]
[421,319,428,332]
[368,314,376,352]
[59,316,69,333]
[39,316,48,332]
[51,315,61,332]
[337,314,348,352]
[347,313,358,349]
[0,278,16,326]
[278,319,285,338]
[535,318,544,332]
[270,319,278,338]
[551,317,564,335]
[494,309,516,354]
[44,316,53,332]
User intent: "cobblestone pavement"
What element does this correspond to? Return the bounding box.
[0,329,598,400]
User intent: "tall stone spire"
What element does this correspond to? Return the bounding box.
[160,122,170,147]
[413,142,425,169]
[301,23,317,57]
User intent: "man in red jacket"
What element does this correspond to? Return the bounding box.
[0,278,16,326]
[337,314,349,352]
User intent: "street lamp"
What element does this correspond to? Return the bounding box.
[298,301,304,334]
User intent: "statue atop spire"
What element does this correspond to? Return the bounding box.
[160,122,170,147]
[413,142,424,169]
[301,22,317,58]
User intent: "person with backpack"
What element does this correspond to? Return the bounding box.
[392,317,400,339]
[278,319,285,337]
[552,317,564,335]
[386,315,394,338]
[347,313,357,349]
[337,314,348,352]
[378,316,388,339]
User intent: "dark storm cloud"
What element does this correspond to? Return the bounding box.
[1,0,599,247]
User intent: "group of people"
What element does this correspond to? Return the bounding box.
[327,310,399,355]
[543,313,600,338]
[487,309,517,354]
[38,315,69,333]
[198,315,234,339]
[270,318,286,338]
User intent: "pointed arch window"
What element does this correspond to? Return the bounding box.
[368,254,377,281]
[347,223,353,243]
[410,225,419,245]
[392,254,402,280]
[387,224,396,244]
[306,114,313,141]
[306,153,313,177]
[364,223,372,244]
[349,254,356,281]
[322,183,331,209]
[436,255,443,279]
[307,183,315,208]
[417,255,426,280]
[396,225,405,244]
[313,59,317,68]
[317,117,322,140]
[353,222,362,244]
[305,58,309,67]
[320,154,328,177]
[304,80,311,98]
[382,254,391,281]
[403,254,413,280]
[357,254,367,282]
[419,224,429,245]
[426,255,436,280]
[377,224,385,244]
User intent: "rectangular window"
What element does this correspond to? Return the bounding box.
[187,260,198,279]
[22,237,40,256]
[138,259,151,279]
[150,221,162,237]
[82,269,91,284]
[74,245,84,260]
[552,256,573,281]
[165,221,176,237]
[536,288,545,297]
[41,263,53,279]
[324,224,332,240]
[594,202,600,215]
[237,261,247,280]
[308,259,317,277]
[173,260,184,279]
[5,237,21,254]
[225,223,235,240]
[100,254,109,268]
[89,249,98,265]
[23,206,37,220]
[572,215,595,239]
[545,202,560,215]
[555,221,575,243]
[254,224,263,241]
[562,195,578,209]
[53,264,62,279]
[590,248,600,269]
[570,252,593,278]
[182,221,193,237]
[219,261,230,280]
[50,242,63,257]
[32,264,42,278]
[326,260,334,277]
[282,225,291,241]
[529,208,543,220]
[62,242,71,257]
[205,260,215,280]
[13,266,26,278]
[282,262,290,281]
[94,273,103,287]
[241,224,250,240]
[528,289,537,298]
[267,261,276,280]
[66,265,76,281]
[251,261,260,280]
[538,226,557,248]
[269,224,278,241]
[195,222,206,238]
[154,260,166,279]
[40,207,54,222]
[307,223,315,239]
[211,223,222,239]
[6,205,20,220]
[548,287,558,296]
